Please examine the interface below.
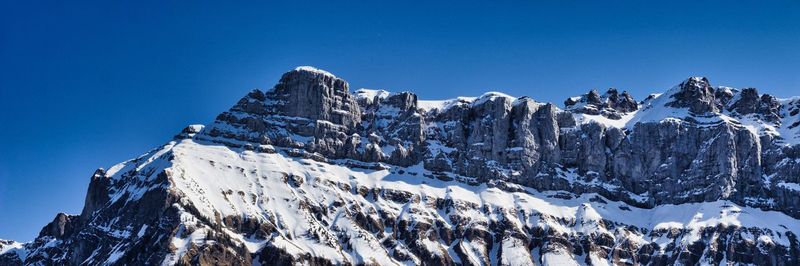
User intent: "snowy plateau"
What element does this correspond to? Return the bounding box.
[2,67,800,266]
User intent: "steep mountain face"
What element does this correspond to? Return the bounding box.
[2,67,800,265]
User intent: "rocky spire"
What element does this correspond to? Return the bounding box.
[6,67,800,266]
[727,87,782,123]
[605,88,638,113]
[564,88,638,119]
[80,168,110,222]
[267,66,361,128]
[666,77,718,114]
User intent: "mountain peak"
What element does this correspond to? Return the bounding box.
[277,66,346,93]
[564,87,638,119]
[686,76,710,85]
[666,76,718,114]
[292,66,337,78]
[7,71,800,265]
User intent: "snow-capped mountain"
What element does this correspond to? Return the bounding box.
[2,67,799,265]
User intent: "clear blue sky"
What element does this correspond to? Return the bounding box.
[1,1,798,241]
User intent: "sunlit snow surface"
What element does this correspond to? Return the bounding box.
[95,138,800,265]
[572,85,800,146]
[14,77,800,264]
[0,241,27,261]
[355,88,392,103]
[293,66,337,78]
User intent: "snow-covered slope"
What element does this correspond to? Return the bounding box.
[3,67,799,265]
[6,137,799,265]
[571,77,800,146]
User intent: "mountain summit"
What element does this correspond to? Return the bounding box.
[2,67,800,265]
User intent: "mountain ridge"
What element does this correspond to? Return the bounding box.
[2,66,799,265]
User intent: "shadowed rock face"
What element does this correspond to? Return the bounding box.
[666,77,718,114]
[3,67,800,265]
[206,70,799,217]
[728,87,783,123]
[269,68,361,128]
[565,88,638,119]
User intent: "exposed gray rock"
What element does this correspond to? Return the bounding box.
[565,88,638,119]
[5,67,800,265]
[727,87,782,123]
[200,69,800,220]
[268,67,361,128]
[666,77,718,114]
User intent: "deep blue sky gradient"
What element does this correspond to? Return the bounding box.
[1,1,798,241]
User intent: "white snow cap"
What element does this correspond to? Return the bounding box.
[294,66,337,78]
[355,89,392,101]
[687,76,708,83]
[472,91,516,106]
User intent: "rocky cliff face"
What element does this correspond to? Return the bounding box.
[2,67,799,265]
